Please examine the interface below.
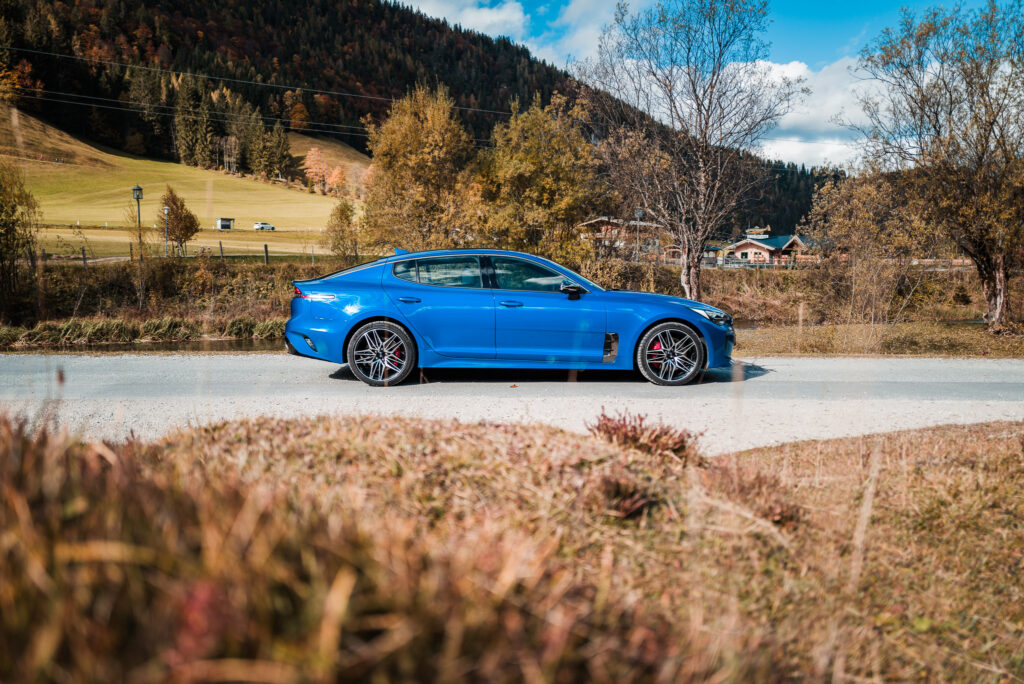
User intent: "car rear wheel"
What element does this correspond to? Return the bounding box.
[346,321,417,387]
[636,322,704,386]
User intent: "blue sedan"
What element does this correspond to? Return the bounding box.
[285,249,734,386]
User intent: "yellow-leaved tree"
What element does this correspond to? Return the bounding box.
[476,95,608,263]
[361,86,476,252]
[320,198,359,258]
[803,168,941,332]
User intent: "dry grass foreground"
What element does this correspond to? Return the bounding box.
[2,413,1023,681]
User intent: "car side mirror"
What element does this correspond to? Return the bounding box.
[560,283,585,300]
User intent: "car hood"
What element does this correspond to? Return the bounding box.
[597,289,727,315]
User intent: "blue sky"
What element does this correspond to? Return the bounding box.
[410,0,985,166]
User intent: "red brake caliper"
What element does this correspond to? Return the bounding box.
[651,341,661,368]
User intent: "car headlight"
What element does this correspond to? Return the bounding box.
[693,308,733,327]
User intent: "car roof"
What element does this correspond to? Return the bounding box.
[377,248,545,264]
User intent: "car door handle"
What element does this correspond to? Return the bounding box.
[499,300,523,307]
[397,296,421,303]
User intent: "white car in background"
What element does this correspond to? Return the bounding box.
[254,222,276,231]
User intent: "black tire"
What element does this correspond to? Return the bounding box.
[346,321,417,387]
[635,322,705,386]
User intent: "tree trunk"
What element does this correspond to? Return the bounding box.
[680,247,702,300]
[978,255,1008,331]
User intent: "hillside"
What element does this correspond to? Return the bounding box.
[1,107,366,240]
[2,0,569,159]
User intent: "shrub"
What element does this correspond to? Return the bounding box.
[253,319,286,339]
[588,409,700,465]
[19,321,65,346]
[82,319,140,344]
[223,315,257,338]
[0,326,25,348]
[139,317,200,341]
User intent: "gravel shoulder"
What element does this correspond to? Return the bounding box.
[2,353,1023,454]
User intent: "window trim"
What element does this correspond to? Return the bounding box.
[391,255,487,290]
[488,255,589,295]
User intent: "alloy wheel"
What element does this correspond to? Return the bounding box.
[349,324,414,385]
[637,323,704,386]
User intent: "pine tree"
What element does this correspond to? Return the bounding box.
[267,123,291,179]
[173,78,200,166]
[193,104,215,168]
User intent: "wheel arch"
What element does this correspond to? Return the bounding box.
[342,316,418,364]
[632,317,708,370]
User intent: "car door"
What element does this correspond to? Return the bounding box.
[383,255,495,359]
[489,255,606,363]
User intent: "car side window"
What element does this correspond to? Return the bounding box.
[393,260,417,282]
[492,257,571,292]
[415,256,482,288]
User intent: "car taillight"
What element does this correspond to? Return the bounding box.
[293,286,307,299]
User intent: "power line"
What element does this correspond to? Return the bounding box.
[12,90,495,147]
[17,86,370,133]
[13,91,370,138]
[0,44,514,116]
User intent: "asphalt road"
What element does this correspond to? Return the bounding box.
[2,353,1023,454]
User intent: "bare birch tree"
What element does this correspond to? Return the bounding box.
[854,1,1024,330]
[575,0,805,299]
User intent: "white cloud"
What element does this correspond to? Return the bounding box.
[411,0,529,41]
[758,56,872,167]
[548,0,652,64]
[408,2,874,168]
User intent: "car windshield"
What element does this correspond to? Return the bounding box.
[533,256,604,292]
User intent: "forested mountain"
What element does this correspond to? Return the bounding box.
[1,0,570,163]
[0,0,828,231]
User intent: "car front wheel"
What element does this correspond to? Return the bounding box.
[636,322,705,386]
[346,321,417,386]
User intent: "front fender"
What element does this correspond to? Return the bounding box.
[607,302,733,370]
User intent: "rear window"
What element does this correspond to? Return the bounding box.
[391,256,482,288]
[393,260,417,282]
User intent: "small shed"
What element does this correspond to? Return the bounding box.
[216,218,235,230]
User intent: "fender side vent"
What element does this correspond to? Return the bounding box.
[603,333,619,363]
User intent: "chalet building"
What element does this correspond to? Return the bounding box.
[725,227,811,264]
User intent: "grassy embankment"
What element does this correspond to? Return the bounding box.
[736,320,1024,357]
[2,258,1013,352]
[0,258,355,348]
[1,106,369,257]
[581,258,1024,356]
[3,412,1022,680]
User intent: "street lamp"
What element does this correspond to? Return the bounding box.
[132,185,143,260]
[162,205,169,257]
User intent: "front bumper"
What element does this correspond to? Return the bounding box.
[702,323,734,369]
